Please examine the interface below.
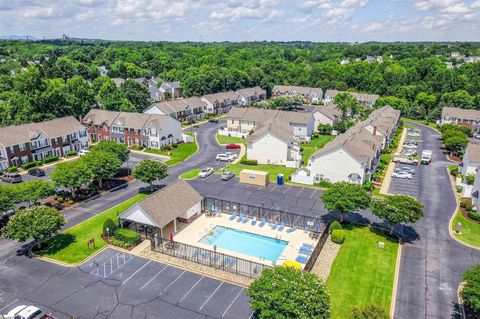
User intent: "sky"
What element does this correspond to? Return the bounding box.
[0,0,479,42]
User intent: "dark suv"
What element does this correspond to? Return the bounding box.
[2,173,23,183]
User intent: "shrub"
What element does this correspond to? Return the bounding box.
[20,162,38,170]
[363,181,373,191]
[130,144,143,151]
[109,238,131,249]
[329,221,342,233]
[6,167,18,173]
[240,159,258,165]
[114,228,141,246]
[182,120,189,126]
[67,200,74,204]
[65,150,77,157]
[352,305,389,319]
[465,173,476,185]
[316,180,332,188]
[460,198,472,209]
[103,218,118,236]
[43,156,59,164]
[461,264,480,316]
[377,162,385,170]
[380,155,390,165]
[468,211,480,222]
[331,229,345,244]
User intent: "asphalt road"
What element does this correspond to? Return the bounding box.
[393,123,480,319]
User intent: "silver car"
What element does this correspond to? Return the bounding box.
[392,171,412,179]
[198,167,214,178]
[221,171,235,181]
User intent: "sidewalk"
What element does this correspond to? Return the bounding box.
[129,149,170,161]
[380,128,407,195]
[17,154,81,175]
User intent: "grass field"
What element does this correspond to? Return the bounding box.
[37,194,148,264]
[145,141,198,166]
[216,134,247,146]
[301,135,335,165]
[452,210,480,247]
[401,118,438,131]
[327,225,399,318]
[180,168,201,180]
[224,160,296,182]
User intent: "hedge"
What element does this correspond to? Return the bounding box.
[329,221,342,234]
[21,162,38,170]
[43,156,59,164]
[65,150,77,157]
[6,167,18,173]
[130,144,144,151]
[460,198,473,211]
[114,228,141,246]
[468,211,480,222]
[240,159,258,165]
[363,181,373,191]
[331,229,346,244]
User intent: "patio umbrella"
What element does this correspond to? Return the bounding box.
[283,260,302,270]
[170,232,173,243]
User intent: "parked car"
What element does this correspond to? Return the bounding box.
[216,154,232,162]
[7,305,45,319]
[395,157,419,165]
[392,172,413,179]
[221,171,235,181]
[226,144,241,150]
[28,168,46,177]
[407,132,421,137]
[78,149,90,156]
[404,140,418,145]
[395,166,416,174]
[225,152,238,160]
[2,173,23,183]
[403,144,417,149]
[198,167,214,178]
[208,119,219,123]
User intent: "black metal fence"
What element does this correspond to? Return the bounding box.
[304,223,330,272]
[150,237,271,278]
[202,197,326,234]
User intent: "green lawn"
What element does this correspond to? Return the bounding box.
[452,210,480,247]
[327,225,399,319]
[180,168,200,180]
[224,160,296,182]
[145,141,198,166]
[401,118,438,131]
[301,135,335,165]
[216,134,247,146]
[37,194,148,264]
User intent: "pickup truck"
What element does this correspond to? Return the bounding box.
[421,150,433,164]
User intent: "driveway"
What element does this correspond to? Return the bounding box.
[393,122,480,319]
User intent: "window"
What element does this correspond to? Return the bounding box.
[21,155,29,164]
[19,143,26,151]
[9,146,14,154]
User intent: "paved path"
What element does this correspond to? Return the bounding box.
[393,122,480,319]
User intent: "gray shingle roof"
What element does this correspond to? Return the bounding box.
[247,120,293,144]
[237,86,266,98]
[442,107,480,121]
[272,85,323,97]
[465,143,480,162]
[83,109,174,131]
[224,108,313,125]
[202,91,239,104]
[325,89,380,103]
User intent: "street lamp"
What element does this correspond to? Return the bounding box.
[106,227,110,241]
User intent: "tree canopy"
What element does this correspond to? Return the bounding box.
[132,160,168,191]
[51,160,92,198]
[321,182,371,222]
[461,264,480,316]
[82,150,121,189]
[370,195,424,234]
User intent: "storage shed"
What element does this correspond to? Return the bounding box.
[239,169,269,187]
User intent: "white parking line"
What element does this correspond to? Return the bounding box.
[0,299,19,312]
[271,184,278,192]
[199,282,223,310]
[140,265,168,290]
[178,276,204,304]
[122,260,152,284]
[282,185,291,194]
[159,271,185,295]
[309,190,317,199]
[221,288,244,318]
[296,188,304,196]
[248,310,255,319]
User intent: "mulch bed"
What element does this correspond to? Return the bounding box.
[460,207,480,224]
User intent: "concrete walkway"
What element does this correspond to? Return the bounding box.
[380,128,407,195]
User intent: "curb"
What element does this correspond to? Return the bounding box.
[30,245,109,268]
[457,281,467,319]
[130,149,169,161]
[390,241,403,318]
[168,132,200,167]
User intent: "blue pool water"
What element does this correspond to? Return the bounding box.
[199,226,288,262]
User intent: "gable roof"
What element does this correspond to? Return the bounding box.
[272,85,323,97]
[154,97,207,114]
[202,91,239,104]
[442,107,480,121]
[315,102,342,121]
[325,89,380,103]
[247,120,293,144]
[465,143,480,163]
[160,81,181,90]
[224,108,313,125]
[83,109,175,131]
[119,180,203,229]
[0,116,84,147]
[237,86,266,98]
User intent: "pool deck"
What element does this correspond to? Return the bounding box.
[173,213,318,268]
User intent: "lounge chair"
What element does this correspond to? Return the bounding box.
[229,212,237,221]
[304,225,309,233]
[268,219,273,226]
[251,216,257,225]
[295,255,308,264]
[286,226,296,233]
[299,246,312,255]
[237,213,244,222]
[258,218,266,227]
[271,222,278,230]
[278,222,284,232]
[242,215,249,223]
[302,243,313,249]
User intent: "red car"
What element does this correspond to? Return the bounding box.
[226,144,241,149]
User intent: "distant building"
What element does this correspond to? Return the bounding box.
[201,91,239,114]
[144,97,207,122]
[461,143,480,176]
[441,107,480,132]
[159,81,182,99]
[98,66,108,76]
[272,85,323,104]
[236,87,267,106]
[324,89,379,107]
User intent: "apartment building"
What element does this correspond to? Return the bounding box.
[83,109,182,149]
[237,87,267,106]
[272,85,324,104]
[0,116,88,170]
[324,89,380,107]
[441,107,480,132]
[201,91,239,114]
[144,97,207,122]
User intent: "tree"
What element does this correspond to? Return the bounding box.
[120,79,151,112]
[51,160,92,199]
[15,180,55,207]
[0,185,16,213]
[132,160,168,191]
[93,140,129,163]
[465,173,476,185]
[352,305,389,319]
[82,150,121,189]
[370,194,424,234]
[247,266,330,319]
[318,124,333,135]
[321,182,371,222]
[2,206,65,248]
[461,264,480,317]
[444,135,468,155]
[334,92,360,118]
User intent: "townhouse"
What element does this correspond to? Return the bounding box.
[134,77,163,102]
[143,97,207,122]
[246,121,302,168]
[83,109,182,149]
[0,117,88,170]
[303,106,400,184]
[201,91,239,114]
[220,107,315,142]
[441,107,480,132]
[324,89,380,107]
[159,81,182,99]
[272,85,324,104]
[461,143,480,176]
[312,103,343,129]
[236,86,267,106]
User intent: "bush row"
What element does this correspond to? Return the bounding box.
[114,228,141,246]
[240,159,258,165]
[468,211,480,222]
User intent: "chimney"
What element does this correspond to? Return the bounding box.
[372,126,377,135]
[79,115,83,124]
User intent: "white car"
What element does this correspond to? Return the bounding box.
[198,167,214,178]
[216,154,232,162]
[408,132,421,137]
[78,149,90,156]
[225,152,238,160]
[7,305,45,319]
[396,157,419,165]
[392,172,412,179]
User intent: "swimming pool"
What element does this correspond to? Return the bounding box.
[199,226,288,262]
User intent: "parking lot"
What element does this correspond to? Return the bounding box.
[388,129,423,199]
[0,248,253,319]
